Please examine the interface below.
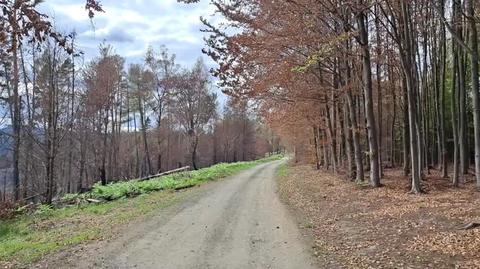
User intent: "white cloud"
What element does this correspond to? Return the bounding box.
[38,0,226,104]
[39,0,217,65]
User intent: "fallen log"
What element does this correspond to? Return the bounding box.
[22,192,46,202]
[139,166,191,181]
[457,222,480,230]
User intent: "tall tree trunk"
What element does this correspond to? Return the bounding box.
[375,4,383,175]
[101,110,108,185]
[10,10,22,201]
[138,97,152,175]
[157,102,163,173]
[466,0,480,188]
[402,75,410,176]
[20,44,31,199]
[313,126,321,170]
[45,47,58,204]
[356,4,380,187]
[400,1,422,193]
[346,80,364,181]
[68,35,76,192]
[191,134,199,170]
[455,7,468,176]
[343,100,354,178]
[342,32,363,181]
[452,49,460,186]
[451,0,462,186]
[389,64,396,167]
[133,109,140,177]
[437,2,448,178]
[325,106,337,174]
[78,117,86,192]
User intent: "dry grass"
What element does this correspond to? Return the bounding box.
[278,164,480,269]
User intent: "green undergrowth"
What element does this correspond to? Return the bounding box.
[0,191,184,267]
[64,154,283,202]
[276,162,289,178]
[0,155,282,267]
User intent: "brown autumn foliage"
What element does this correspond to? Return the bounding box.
[180,1,480,265]
[197,0,480,191]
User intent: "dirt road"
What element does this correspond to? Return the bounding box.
[49,161,316,269]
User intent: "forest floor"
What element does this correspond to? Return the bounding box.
[277,164,480,269]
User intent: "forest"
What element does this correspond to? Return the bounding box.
[0,0,279,204]
[1,0,479,213]
[1,0,480,268]
[194,0,480,192]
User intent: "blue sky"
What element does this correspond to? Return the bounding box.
[39,0,218,68]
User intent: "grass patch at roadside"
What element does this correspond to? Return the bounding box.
[0,155,282,268]
[276,162,289,178]
[65,154,283,202]
[0,191,184,268]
